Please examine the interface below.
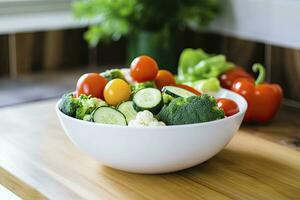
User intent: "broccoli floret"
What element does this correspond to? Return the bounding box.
[76,95,107,119]
[59,93,107,119]
[59,93,79,117]
[131,81,156,94]
[101,69,125,81]
[158,94,224,125]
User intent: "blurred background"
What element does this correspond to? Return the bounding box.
[0,0,299,108]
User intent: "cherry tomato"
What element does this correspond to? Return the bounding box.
[217,98,239,117]
[219,67,254,89]
[104,79,131,106]
[76,73,107,99]
[130,55,159,82]
[155,70,176,89]
[176,84,202,96]
[231,78,255,121]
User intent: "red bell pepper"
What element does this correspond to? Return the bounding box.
[219,66,254,89]
[231,64,283,123]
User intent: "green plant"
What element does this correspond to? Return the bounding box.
[73,0,220,47]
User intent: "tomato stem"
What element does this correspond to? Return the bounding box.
[252,63,265,85]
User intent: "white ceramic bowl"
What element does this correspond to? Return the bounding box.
[56,89,247,174]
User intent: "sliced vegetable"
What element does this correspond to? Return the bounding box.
[92,106,127,126]
[178,48,234,82]
[193,55,234,79]
[217,98,239,117]
[175,84,201,96]
[104,79,131,106]
[76,73,107,99]
[184,77,220,93]
[162,93,174,104]
[130,55,159,82]
[178,48,209,81]
[133,88,163,115]
[154,70,176,89]
[162,86,196,98]
[131,81,156,94]
[118,101,137,123]
[83,114,92,121]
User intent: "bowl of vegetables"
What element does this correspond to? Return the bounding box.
[56,55,247,174]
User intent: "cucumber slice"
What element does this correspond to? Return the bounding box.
[133,88,163,115]
[118,101,137,123]
[162,86,196,98]
[92,106,127,126]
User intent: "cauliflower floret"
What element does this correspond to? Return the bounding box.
[128,110,166,127]
[128,120,145,127]
[148,121,166,126]
[135,110,155,125]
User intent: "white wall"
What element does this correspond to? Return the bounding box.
[0,11,87,34]
[0,0,84,34]
[209,0,300,49]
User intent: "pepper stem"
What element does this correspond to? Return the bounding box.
[252,63,266,85]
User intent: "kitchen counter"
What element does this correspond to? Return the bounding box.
[0,100,299,200]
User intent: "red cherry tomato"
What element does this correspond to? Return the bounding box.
[219,67,254,89]
[176,84,202,96]
[130,55,159,82]
[231,78,255,121]
[155,70,176,89]
[76,73,107,99]
[217,98,239,117]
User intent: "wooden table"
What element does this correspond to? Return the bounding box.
[1,100,300,200]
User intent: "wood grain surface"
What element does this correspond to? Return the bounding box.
[0,100,300,200]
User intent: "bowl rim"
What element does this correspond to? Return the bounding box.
[56,88,247,130]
